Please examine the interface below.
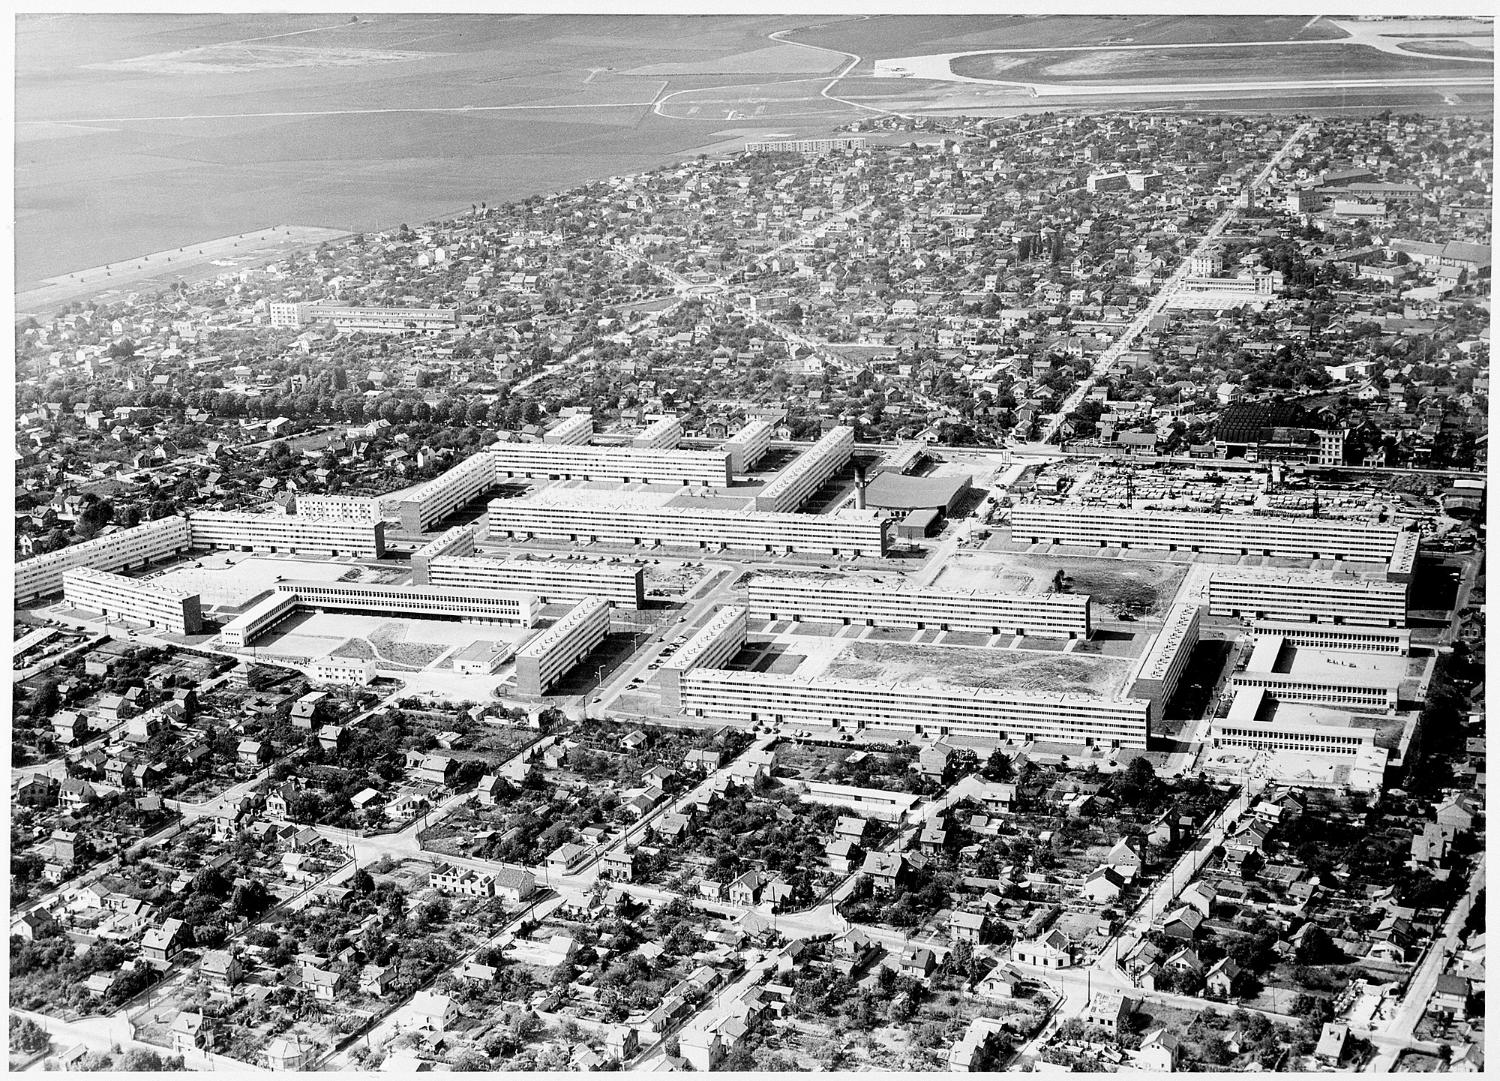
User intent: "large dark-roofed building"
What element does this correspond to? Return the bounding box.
[1216,402,1308,447]
[862,472,971,515]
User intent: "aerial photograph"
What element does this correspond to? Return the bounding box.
[8,8,1492,1074]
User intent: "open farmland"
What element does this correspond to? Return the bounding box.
[779,14,1350,61]
[947,42,1486,85]
[818,640,1133,697]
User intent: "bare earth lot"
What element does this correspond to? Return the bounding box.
[819,639,1132,697]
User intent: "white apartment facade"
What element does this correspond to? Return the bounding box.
[62,567,204,636]
[489,441,731,488]
[294,494,382,521]
[487,491,889,557]
[1126,603,1201,710]
[514,596,610,696]
[1009,504,1411,570]
[410,525,480,582]
[659,605,749,710]
[632,415,683,450]
[1207,573,1407,627]
[723,419,773,473]
[1250,621,1410,655]
[16,516,192,603]
[187,512,386,559]
[543,414,594,445]
[425,555,646,607]
[398,453,495,532]
[754,426,854,513]
[746,577,1093,639]
[679,669,1151,749]
[271,303,459,333]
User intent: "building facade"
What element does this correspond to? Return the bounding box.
[410,525,479,583]
[745,577,1092,639]
[187,512,386,559]
[723,419,773,473]
[1009,504,1410,571]
[293,494,381,521]
[487,490,889,557]
[514,596,610,696]
[678,669,1150,749]
[16,516,192,604]
[62,567,203,635]
[489,441,731,488]
[754,426,854,513]
[398,453,495,532]
[426,554,646,608]
[1126,604,1201,710]
[632,415,683,450]
[1207,573,1407,627]
[659,605,749,710]
[543,414,594,445]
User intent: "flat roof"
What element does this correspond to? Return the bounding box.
[865,472,970,511]
[1276,644,1410,685]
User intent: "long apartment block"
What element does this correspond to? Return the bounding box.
[1126,603,1201,710]
[1207,572,1408,628]
[16,515,191,604]
[723,419,773,473]
[632,415,683,450]
[218,580,538,649]
[487,489,889,557]
[746,577,1092,639]
[186,512,386,559]
[514,596,610,696]
[678,668,1151,749]
[488,441,731,488]
[62,566,203,636]
[398,453,497,532]
[425,555,646,607]
[294,494,382,521]
[1250,621,1410,655]
[754,426,854,512]
[410,525,480,582]
[660,605,749,710]
[543,414,594,445]
[1009,504,1414,575]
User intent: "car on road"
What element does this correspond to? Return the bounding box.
[647,663,660,670]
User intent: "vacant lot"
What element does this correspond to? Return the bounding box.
[822,639,1131,697]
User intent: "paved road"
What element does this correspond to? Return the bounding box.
[1364,854,1486,1070]
[1038,121,1313,446]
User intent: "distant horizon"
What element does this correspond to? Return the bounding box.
[15,12,1494,291]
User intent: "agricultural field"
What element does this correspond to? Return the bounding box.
[946,43,1484,86]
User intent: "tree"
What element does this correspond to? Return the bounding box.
[9,1016,49,1054]
[983,748,1014,781]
